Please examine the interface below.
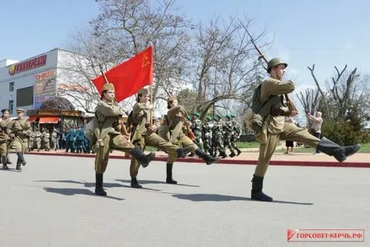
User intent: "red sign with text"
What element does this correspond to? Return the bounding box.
[8,55,47,76]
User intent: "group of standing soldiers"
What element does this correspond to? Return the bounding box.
[188,113,242,159]
[0,108,29,170]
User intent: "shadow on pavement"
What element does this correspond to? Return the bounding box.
[0,168,21,173]
[117,179,200,188]
[172,193,313,205]
[43,187,124,201]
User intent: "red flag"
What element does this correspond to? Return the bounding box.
[92,46,153,102]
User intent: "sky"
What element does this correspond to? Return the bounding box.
[1,0,369,94]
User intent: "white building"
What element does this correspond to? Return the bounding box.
[0,48,96,118]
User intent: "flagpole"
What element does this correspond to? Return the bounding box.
[149,44,154,126]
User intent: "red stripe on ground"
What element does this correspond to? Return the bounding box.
[25,152,370,168]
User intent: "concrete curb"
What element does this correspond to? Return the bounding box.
[25,152,370,168]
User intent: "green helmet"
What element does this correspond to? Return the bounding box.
[186,115,192,121]
[193,112,200,118]
[206,116,212,121]
[267,58,288,72]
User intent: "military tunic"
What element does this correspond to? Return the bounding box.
[0,118,13,164]
[255,77,320,176]
[11,118,31,153]
[92,99,135,174]
[129,102,179,178]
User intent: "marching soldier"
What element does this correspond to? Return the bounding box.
[34,128,42,151]
[230,114,242,156]
[212,114,227,158]
[249,58,360,202]
[0,109,13,169]
[75,126,85,153]
[166,96,220,173]
[129,88,189,188]
[202,116,213,155]
[191,113,203,151]
[87,82,155,196]
[223,114,236,157]
[10,108,30,170]
[42,128,50,151]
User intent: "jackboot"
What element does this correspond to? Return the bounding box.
[229,150,236,158]
[317,137,361,162]
[95,173,107,196]
[2,156,9,170]
[195,148,220,165]
[219,151,228,159]
[176,147,191,158]
[16,152,26,166]
[251,175,273,202]
[131,177,142,188]
[166,163,177,184]
[235,147,242,156]
[130,146,155,168]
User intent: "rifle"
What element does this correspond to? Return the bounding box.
[239,21,299,115]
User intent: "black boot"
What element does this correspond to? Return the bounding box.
[176,147,191,158]
[166,163,177,184]
[229,150,236,158]
[16,163,22,171]
[251,175,273,202]
[317,137,361,162]
[235,147,242,156]
[131,177,142,188]
[130,146,155,168]
[2,156,9,170]
[219,151,228,159]
[195,148,220,165]
[95,173,107,196]
[16,152,27,166]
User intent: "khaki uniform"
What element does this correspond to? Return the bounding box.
[0,118,13,163]
[166,106,197,152]
[130,102,179,178]
[255,77,320,176]
[92,100,135,174]
[11,118,31,153]
[42,131,50,150]
[34,130,42,150]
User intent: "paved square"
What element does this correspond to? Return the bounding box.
[1,154,369,247]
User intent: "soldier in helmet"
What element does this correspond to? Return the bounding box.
[89,82,155,196]
[28,128,34,151]
[0,109,13,169]
[223,114,236,157]
[165,96,220,181]
[42,128,50,151]
[129,89,190,188]
[250,58,360,202]
[10,108,30,170]
[212,114,227,158]
[230,114,242,156]
[202,116,213,155]
[191,112,203,151]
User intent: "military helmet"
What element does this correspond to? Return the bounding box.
[206,116,212,121]
[226,114,232,119]
[186,115,192,121]
[267,58,288,72]
[193,112,200,118]
[102,82,115,91]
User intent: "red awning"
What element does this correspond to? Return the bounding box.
[27,116,38,123]
[39,116,60,124]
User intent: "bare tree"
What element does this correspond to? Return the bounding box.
[190,16,266,119]
[308,64,370,121]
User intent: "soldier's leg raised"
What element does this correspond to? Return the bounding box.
[280,123,360,162]
[94,135,111,196]
[252,133,280,202]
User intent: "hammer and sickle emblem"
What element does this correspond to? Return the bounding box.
[142,54,150,67]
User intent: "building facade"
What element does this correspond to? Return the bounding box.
[0,48,96,118]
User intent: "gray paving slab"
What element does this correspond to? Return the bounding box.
[0,154,369,247]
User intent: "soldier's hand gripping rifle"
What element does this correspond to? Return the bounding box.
[240,22,299,116]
